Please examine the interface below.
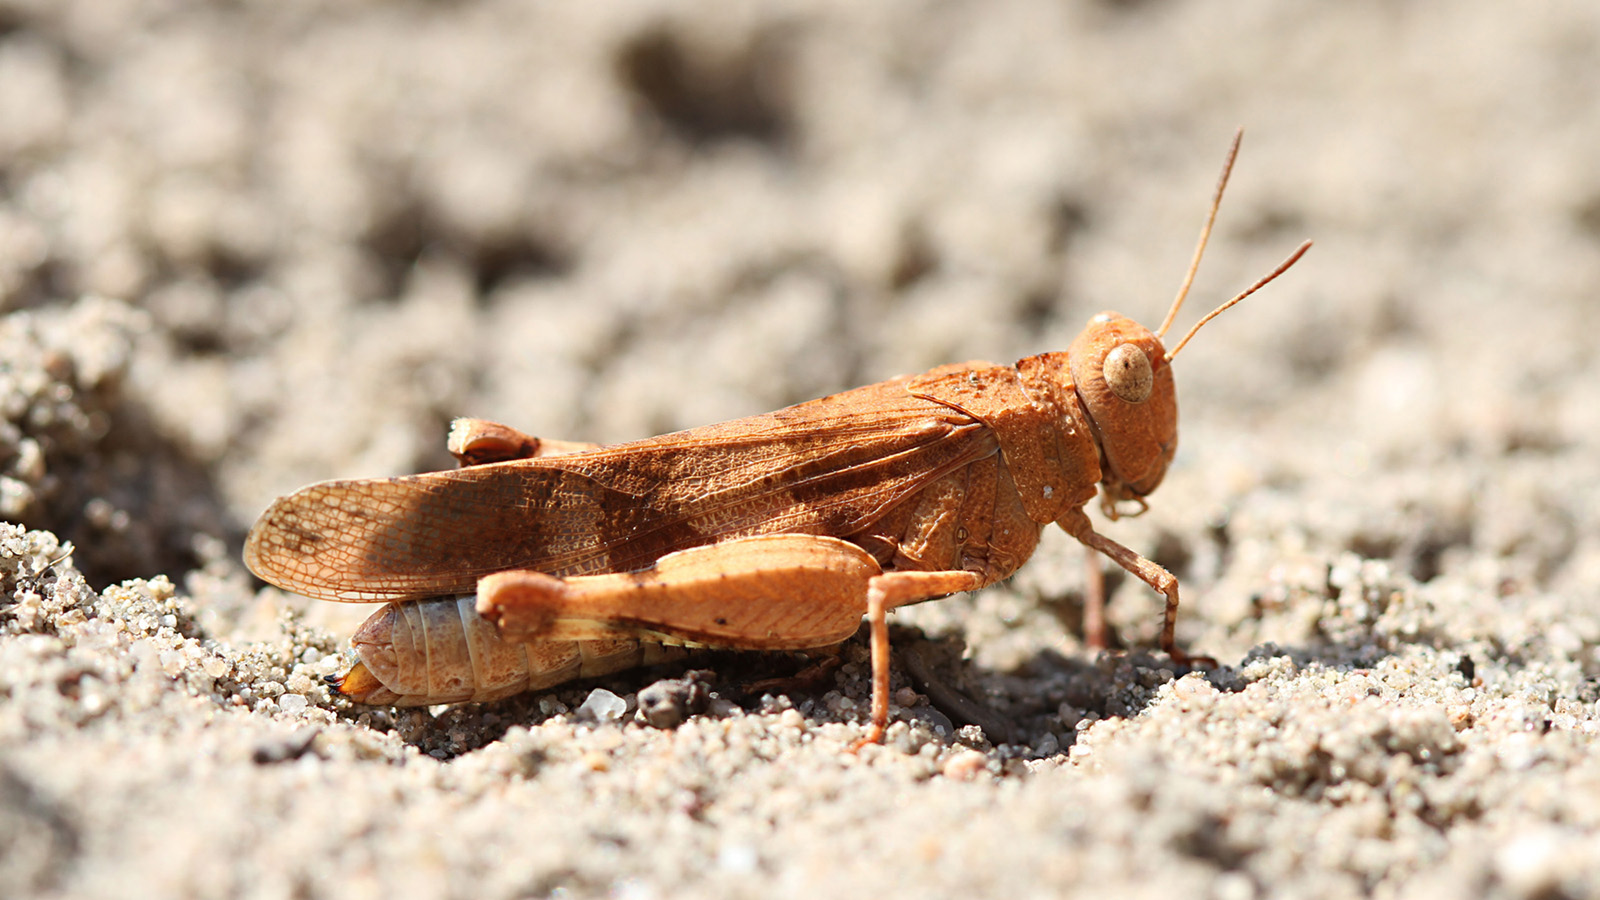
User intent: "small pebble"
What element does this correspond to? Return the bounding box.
[636,671,712,729]
[250,729,318,765]
[942,750,988,781]
[716,843,758,874]
[577,688,627,723]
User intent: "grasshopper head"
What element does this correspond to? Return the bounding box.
[1068,312,1177,518]
[1056,131,1311,521]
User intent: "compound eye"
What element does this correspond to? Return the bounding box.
[1103,343,1153,403]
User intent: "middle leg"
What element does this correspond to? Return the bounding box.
[855,569,985,747]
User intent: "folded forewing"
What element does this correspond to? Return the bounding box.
[244,381,999,601]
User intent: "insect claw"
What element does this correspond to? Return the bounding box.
[1168,650,1220,671]
[848,724,885,753]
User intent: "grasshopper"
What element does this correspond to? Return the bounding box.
[244,132,1309,744]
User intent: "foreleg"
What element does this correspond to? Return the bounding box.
[1057,507,1196,662]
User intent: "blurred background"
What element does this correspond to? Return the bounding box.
[2,0,1598,651]
[7,4,1600,898]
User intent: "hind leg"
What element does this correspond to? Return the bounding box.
[853,569,984,747]
[477,533,985,745]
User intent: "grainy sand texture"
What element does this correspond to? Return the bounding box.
[4,2,1600,898]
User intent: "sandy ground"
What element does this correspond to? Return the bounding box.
[4,1,1600,897]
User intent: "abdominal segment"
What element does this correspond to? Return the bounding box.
[333,596,686,706]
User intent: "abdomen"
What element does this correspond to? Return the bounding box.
[333,596,686,706]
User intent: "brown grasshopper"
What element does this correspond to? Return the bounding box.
[244,131,1309,744]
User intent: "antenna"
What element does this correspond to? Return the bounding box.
[1156,128,1243,340]
[1165,240,1311,361]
